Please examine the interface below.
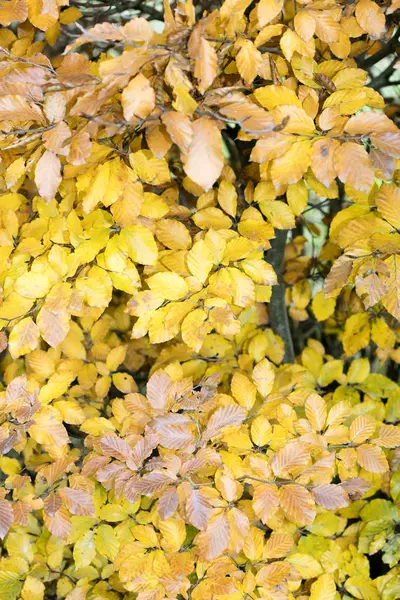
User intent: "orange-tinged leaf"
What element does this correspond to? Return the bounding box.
[272,442,310,477]
[312,137,340,187]
[356,444,389,473]
[349,415,376,444]
[184,117,224,191]
[279,484,316,525]
[333,143,374,193]
[122,73,155,121]
[355,0,385,38]
[270,139,312,187]
[252,483,280,523]
[294,11,316,42]
[263,532,294,558]
[196,513,230,560]
[194,37,218,94]
[35,150,62,202]
[375,184,400,229]
[161,111,193,155]
[235,39,263,86]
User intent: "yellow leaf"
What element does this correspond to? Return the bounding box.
[73,531,96,569]
[342,313,370,356]
[187,239,214,283]
[14,272,51,299]
[258,0,283,27]
[8,317,40,358]
[181,308,210,351]
[287,180,308,216]
[250,415,272,446]
[255,84,302,110]
[120,224,158,265]
[235,39,263,85]
[231,372,257,411]
[218,180,237,217]
[270,140,312,187]
[260,200,296,229]
[305,393,327,431]
[310,574,337,600]
[312,290,336,321]
[252,358,275,397]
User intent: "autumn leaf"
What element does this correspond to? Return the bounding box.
[183,117,224,191]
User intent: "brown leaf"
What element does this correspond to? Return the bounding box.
[183,117,224,191]
[44,505,72,540]
[0,499,13,539]
[370,149,394,180]
[370,132,400,158]
[44,493,63,517]
[312,484,350,510]
[157,424,195,450]
[43,122,71,155]
[339,477,371,501]
[324,255,353,298]
[59,487,95,516]
[98,434,131,461]
[129,471,177,497]
[67,130,92,166]
[35,150,62,202]
[184,484,213,530]
[158,487,179,520]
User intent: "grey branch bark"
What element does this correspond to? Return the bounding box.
[266,230,295,364]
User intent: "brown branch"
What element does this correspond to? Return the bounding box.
[266,230,295,364]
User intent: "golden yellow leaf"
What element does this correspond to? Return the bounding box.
[355,0,385,38]
[252,358,275,397]
[8,317,40,358]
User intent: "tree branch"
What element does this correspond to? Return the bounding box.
[266,230,295,364]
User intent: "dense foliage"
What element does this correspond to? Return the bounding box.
[0,0,400,599]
